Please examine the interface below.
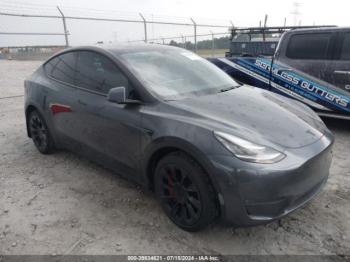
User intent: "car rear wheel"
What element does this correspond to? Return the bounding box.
[154,152,218,231]
[28,110,55,154]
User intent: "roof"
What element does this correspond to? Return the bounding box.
[101,43,181,54]
[287,26,350,33]
[56,43,183,57]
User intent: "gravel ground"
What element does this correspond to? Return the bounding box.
[0,60,349,256]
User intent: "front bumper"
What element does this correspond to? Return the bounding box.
[208,134,333,227]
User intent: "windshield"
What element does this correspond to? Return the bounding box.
[119,48,239,100]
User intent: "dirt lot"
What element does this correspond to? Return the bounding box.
[0,60,349,256]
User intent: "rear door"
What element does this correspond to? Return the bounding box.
[44,51,79,143]
[329,31,350,94]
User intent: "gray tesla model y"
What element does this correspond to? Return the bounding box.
[24,44,334,231]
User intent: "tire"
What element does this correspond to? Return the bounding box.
[28,110,55,154]
[154,152,218,231]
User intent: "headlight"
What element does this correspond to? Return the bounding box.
[214,131,286,164]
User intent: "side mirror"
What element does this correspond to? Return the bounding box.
[108,86,126,104]
[107,87,141,105]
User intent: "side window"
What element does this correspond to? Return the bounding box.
[286,33,332,60]
[45,52,77,85]
[340,33,350,60]
[76,51,131,95]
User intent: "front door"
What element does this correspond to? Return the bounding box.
[73,50,145,176]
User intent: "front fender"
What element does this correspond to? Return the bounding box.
[141,136,222,196]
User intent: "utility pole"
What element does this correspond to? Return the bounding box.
[57,6,69,47]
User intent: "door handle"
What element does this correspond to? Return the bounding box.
[334,70,350,75]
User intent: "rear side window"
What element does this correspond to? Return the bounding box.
[286,33,332,60]
[76,51,129,94]
[340,33,350,60]
[45,52,77,85]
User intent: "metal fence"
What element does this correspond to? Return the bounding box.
[0,7,233,52]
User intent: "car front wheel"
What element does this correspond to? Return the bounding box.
[154,152,218,231]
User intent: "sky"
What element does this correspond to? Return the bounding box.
[0,0,349,47]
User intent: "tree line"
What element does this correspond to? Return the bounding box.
[167,36,229,50]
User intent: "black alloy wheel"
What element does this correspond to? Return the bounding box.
[159,164,202,225]
[155,152,218,231]
[28,110,54,154]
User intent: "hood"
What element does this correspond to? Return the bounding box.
[170,85,328,149]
